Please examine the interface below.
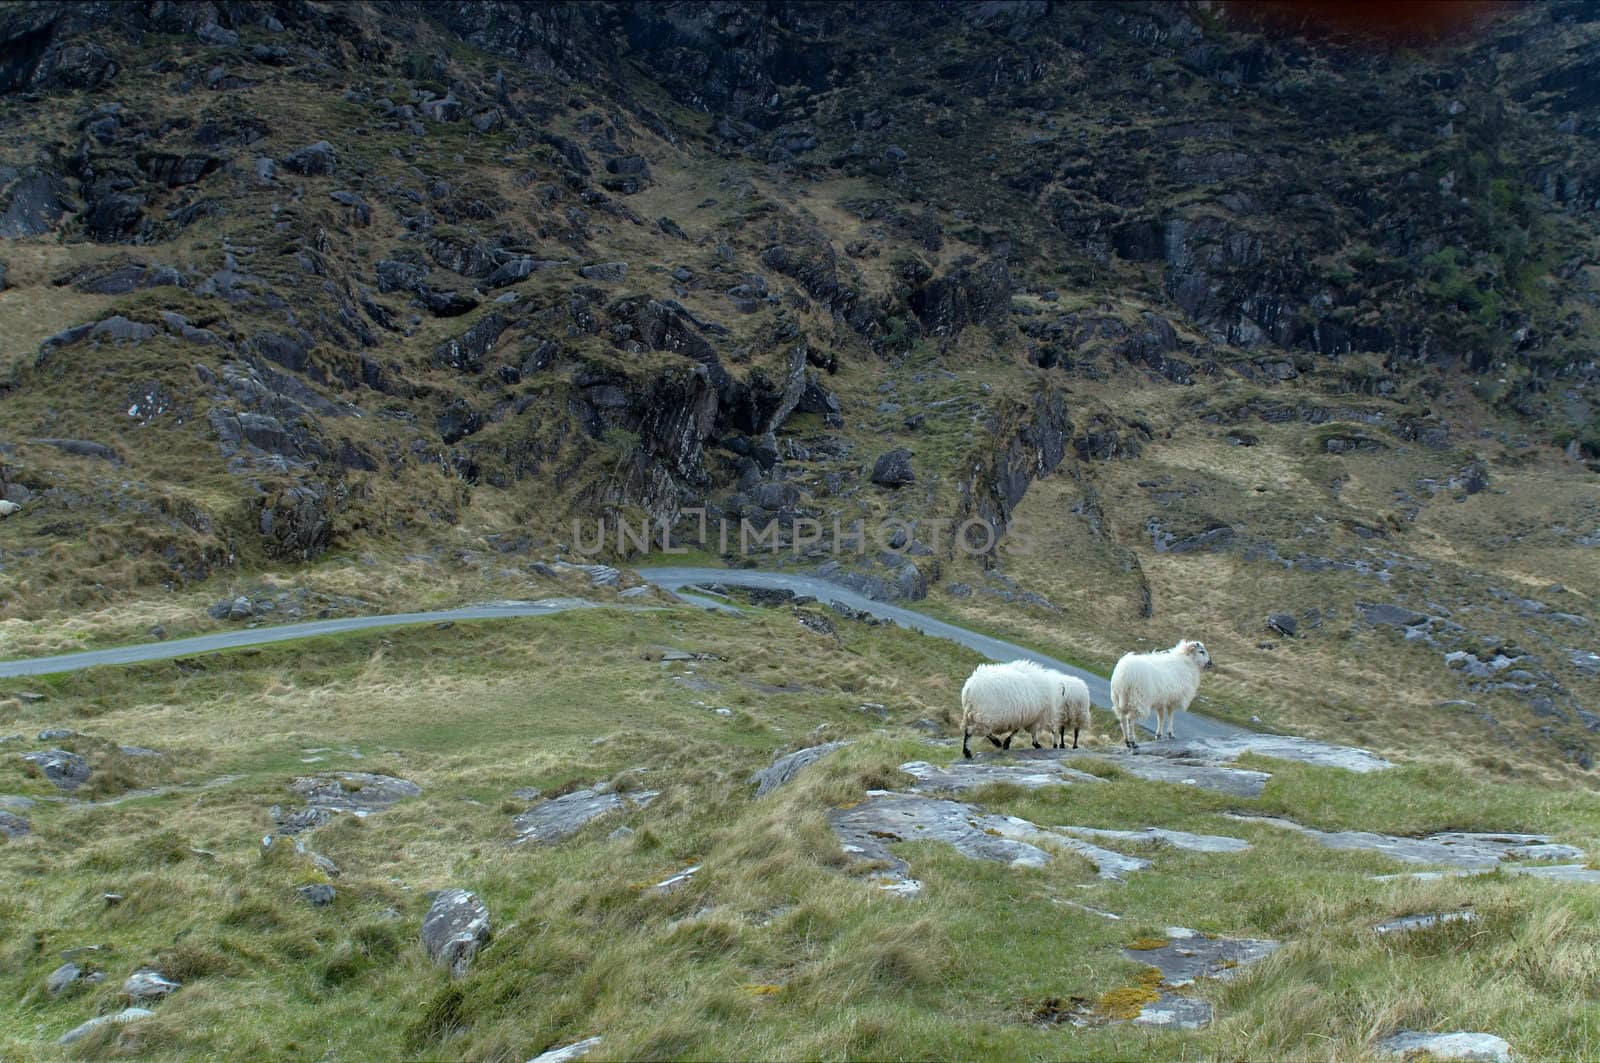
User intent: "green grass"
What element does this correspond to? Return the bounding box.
[3,601,1599,1059]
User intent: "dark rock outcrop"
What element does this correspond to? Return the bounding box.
[280,141,338,176]
[870,449,915,487]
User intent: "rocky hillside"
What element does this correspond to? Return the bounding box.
[1,1,1598,771]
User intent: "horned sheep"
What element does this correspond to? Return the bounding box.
[1109,639,1212,749]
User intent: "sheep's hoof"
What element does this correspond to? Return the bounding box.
[1001,735,1013,749]
[988,736,1005,749]
[962,748,973,760]
[1032,739,1042,749]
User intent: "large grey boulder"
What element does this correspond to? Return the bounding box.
[419,96,463,122]
[298,883,336,907]
[20,749,91,790]
[578,262,628,283]
[870,449,915,487]
[280,141,338,176]
[752,742,848,797]
[0,809,29,836]
[48,962,83,994]
[421,888,490,976]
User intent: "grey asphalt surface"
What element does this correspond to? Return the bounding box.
[639,567,1244,740]
[0,566,1243,739]
[0,598,601,678]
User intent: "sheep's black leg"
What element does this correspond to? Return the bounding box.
[963,729,973,759]
[1072,728,1079,750]
[1032,735,1042,749]
[989,735,1005,748]
[1001,733,1013,749]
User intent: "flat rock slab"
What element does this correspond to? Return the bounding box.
[422,888,491,976]
[0,809,30,836]
[1087,753,1271,796]
[1123,927,1281,988]
[273,772,421,834]
[1231,816,1586,868]
[1133,991,1214,1030]
[59,1007,153,1045]
[530,1036,604,1063]
[1375,864,1600,884]
[1060,825,1251,854]
[512,788,658,845]
[1037,829,1153,881]
[1150,734,1392,773]
[829,791,1054,896]
[753,742,848,797]
[20,748,91,790]
[1377,1030,1513,1062]
[898,758,1105,793]
[1375,911,1477,935]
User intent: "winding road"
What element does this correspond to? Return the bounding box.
[0,567,1244,739]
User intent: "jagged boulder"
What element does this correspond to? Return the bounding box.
[909,258,1013,337]
[434,312,506,372]
[0,168,67,237]
[871,449,915,487]
[280,140,338,176]
[256,482,342,561]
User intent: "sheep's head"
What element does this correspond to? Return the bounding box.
[1183,640,1213,670]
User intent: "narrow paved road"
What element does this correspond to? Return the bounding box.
[638,567,1244,740]
[0,567,1243,739]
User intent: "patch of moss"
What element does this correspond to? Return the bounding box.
[1095,984,1161,1020]
[1127,936,1169,951]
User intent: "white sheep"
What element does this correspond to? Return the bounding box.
[0,500,18,518]
[960,659,1058,759]
[1050,671,1092,750]
[1109,639,1212,749]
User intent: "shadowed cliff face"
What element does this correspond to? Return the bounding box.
[0,1,1597,767]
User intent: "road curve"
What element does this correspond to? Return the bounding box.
[638,567,1245,740]
[0,567,1243,740]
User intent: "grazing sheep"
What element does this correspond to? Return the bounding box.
[960,659,1058,759]
[1109,639,1213,749]
[1050,671,1092,750]
[0,500,18,518]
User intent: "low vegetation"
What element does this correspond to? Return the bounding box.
[3,600,1598,1059]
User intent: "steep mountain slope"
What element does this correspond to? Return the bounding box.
[0,0,1597,772]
